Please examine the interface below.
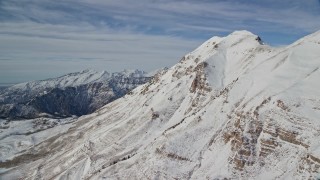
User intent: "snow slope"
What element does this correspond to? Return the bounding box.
[1,30,320,179]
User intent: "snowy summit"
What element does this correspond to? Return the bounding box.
[1,30,320,179]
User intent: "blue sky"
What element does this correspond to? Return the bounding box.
[0,0,320,84]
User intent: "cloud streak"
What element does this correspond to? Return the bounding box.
[3,0,320,36]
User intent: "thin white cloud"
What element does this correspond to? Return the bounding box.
[73,0,320,33]
[3,0,320,33]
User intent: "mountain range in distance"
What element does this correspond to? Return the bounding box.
[0,69,152,120]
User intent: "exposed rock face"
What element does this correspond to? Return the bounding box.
[0,69,150,119]
[1,30,320,179]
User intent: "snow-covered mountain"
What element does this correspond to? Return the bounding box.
[0,69,150,119]
[1,30,320,179]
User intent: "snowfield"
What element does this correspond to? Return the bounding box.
[0,30,320,179]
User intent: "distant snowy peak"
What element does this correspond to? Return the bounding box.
[0,69,151,119]
[7,69,148,91]
[58,69,110,81]
[8,69,109,91]
[112,69,147,78]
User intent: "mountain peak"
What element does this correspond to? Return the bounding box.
[230,30,255,36]
[178,30,267,90]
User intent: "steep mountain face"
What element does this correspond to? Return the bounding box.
[0,69,150,119]
[1,30,320,179]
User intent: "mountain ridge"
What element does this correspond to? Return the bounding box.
[0,69,150,119]
[0,30,320,179]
